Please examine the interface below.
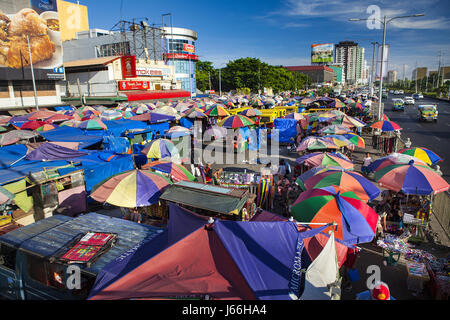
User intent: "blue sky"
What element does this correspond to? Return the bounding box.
[75,0,450,79]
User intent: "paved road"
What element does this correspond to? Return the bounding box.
[382,95,450,180]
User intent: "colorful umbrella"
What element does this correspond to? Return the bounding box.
[182,107,207,119]
[218,114,255,129]
[368,153,427,173]
[297,136,339,152]
[291,186,378,245]
[318,125,351,135]
[349,102,363,110]
[130,112,176,123]
[166,126,191,138]
[0,126,7,133]
[28,110,57,120]
[296,152,354,170]
[101,110,123,120]
[35,123,59,132]
[60,120,81,127]
[296,166,344,190]
[204,105,230,117]
[141,139,179,159]
[0,115,11,126]
[382,114,390,121]
[142,160,195,182]
[398,147,442,166]
[20,120,48,130]
[374,162,449,195]
[78,118,107,130]
[121,111,136,119]
[45,114,73,123]
[90,169,172,208]
[285,112,304,120]
[205,125,228,139]
[304,169,380,202]
[239,108,262,117]
[339,115,366,128]
[342,133,365,148]
[0,185,15,205]
[369,120,402,132]
[322,135,354,149]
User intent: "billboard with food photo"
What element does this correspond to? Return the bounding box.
[0,0,64,80]
[311,43,334,64]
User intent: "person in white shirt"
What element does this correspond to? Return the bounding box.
[361,153,372,176]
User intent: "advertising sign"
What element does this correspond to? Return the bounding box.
[136,67,171,79]
[311,43,334,64]
[0,0,65,80]
[57,0,90,42]
[118,80,150,91]
[121,55,137,78]
[376,44,389,78]
[183,43,195,53]
[164,53,199,61]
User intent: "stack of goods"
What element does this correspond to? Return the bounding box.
[219,172,260,186]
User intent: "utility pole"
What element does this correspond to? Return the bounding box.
[370,42,377,97]
[27,35,39,111]
[437,49,442,88]
[415,61,418,93]
[208,72,211,91]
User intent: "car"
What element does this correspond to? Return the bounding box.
[418,105,438,122]
[392,98,405,111]
[394,90,399,95]
[404,96,415,105]
[414,93,424,99]
[389,90,394,94]
[398,90,404,94]
[382,92,388,99]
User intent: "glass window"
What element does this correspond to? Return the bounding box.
[0,243,17,271]
[26,254,48,285]
[96,42,130,57]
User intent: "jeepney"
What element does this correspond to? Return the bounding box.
[392,99,405,111]
[418,105,438,122]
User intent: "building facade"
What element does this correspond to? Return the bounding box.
[334,41,365,85]
[412,67,427,81]
[161,27,198,97]
[284,66,336,84]
[328,64,344,84]
[387,70,397,84]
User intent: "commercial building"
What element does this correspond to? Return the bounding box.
[387,70,397,84]
[162,27,198,97]
[328,64,345,84]
[439,66,450,82]
[284,66,336,85]
[412,67,427,81]
[334,41,365,85]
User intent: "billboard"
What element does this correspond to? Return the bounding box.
[183,43,195,53]
[121,55,137,78]
[57,0,89,42]
[376,44,389,78]
[118,80,150,91]
[311,43,334,63]
[0,0,64,80]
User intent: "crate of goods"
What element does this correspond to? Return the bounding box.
[406,262,430,292]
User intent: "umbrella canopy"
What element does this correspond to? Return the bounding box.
[90,169,172,208]
[165,126,191,138]
[339,115,366,128]
[26,142,88,161]
[304,169,380,202]
[0,126,7,133]
[141,139,179,159]
[28,110,57,120]
[382,114,390,121]
[35,123,59,132]
[296,152,354,170]
[182,107,207,119]
[322,135,354,149]
[297,136,339,152]
[60,120,81,127]
[0,130,37,146]
[20,120,47,130]
[291,186,378,245]
[368,153,428,173]
[121,111,136,119]
[78,118,107,130]
[204,105,230,117]
[398,147,442,166]
[239,108,262,117]
[285,112,304,120]
[296,166,344,190]
[0,115,11,126]
[374,162,449,195]
[130,112,176,123]
[45,114,73,123]
[132,105,151,114]
[205,125,228,139]
[318,124,351,135]
[342,133,365,148]
[0,185,15,205]
[100,110,123,120]
[349,102,363,110]
[369,120,402,132]
[218,114,255,129]
[142,160,195,182]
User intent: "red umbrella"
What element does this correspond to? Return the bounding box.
[28,111,57,120]
[45,114,73,123]
[20,121,48,130]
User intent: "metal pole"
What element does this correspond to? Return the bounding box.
[27,35,39,111]
[370,42,377,97]
[378,16,387,121]
[219,68,222,96]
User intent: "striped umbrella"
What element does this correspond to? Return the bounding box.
[239,108,262,117]
[166,126,191,138]
[218,114,255,128]
[295,166,344,190]
[368,153,428,173]
[322,135,354,149]
[297,136,339,152]
[398,147,442,166]
[60,120,81,127]
[382,114,390,121]
[204,105,230,117]
[342,133,365,148]
[35,123,59,132]
[318,124,352,135]
[182,107,208,119]
[90,169,172,208]
[369,120,402,132]
[285,112,304,120]
[339,115,366,128]
[78,118,107,130]
[142,160,195,182]
[141,139,179,159]
[374,162,449,195]
[296,152,354,170]
[304,169,380,202]
[291,186,378,245]
[0,115,11,126]
[0,126,7,133]
[20,121,48,130]
[45,114,73,123]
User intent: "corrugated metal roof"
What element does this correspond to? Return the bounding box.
[0,213,164,275]
[63,56,121,68]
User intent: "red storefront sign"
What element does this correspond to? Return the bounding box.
[118,80,150,91]
[163,53,199,61]
[121,56,137,78]
[183,43,195,53]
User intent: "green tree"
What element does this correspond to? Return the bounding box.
[195,61,216,92]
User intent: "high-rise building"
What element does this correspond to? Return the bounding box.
[387,70,397,84]
[328,64,345,84]
[412,67,427,80]
[335,41,365,85]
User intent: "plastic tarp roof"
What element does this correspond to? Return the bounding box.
[0,160,71,186]
[26,143,88,161]
[83,119,150,137]
[0,213,164,275]
[39,127,103,149]
[0,144,29,169]
[274,118,298,143]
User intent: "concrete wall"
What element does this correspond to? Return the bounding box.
[433,191,450,238]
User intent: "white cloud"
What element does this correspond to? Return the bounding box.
[389,17,450,29]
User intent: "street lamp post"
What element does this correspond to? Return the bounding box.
[370,42,378,98]
[349,13,424,120]
[27,35,44,111]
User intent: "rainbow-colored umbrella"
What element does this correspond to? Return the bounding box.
[142,160,195,182]
[374,162,449,195]
[342,133,365,148]
[369,120,402,132]
[130,112,176,123]
[182,107,207,119]
[398,147,442,166]
[218,114,255,129]
[367,153,428,173]
[45,114,73,123]
[141,139,179,159]
[285,112,304,120]
[295,166,344,190]
[318,124,351,135]
[322,135,354,149]
[297,136,339,151]
[239,108,262,117]
[204,105,230,117]
[35,123,59,132]
[60,120,81,127]
[78,118,107,130]
[349,102,363,110]
[304,169,380,202]
[90,170,172,208]
[296,152,354,170]
[339,115,366,128]
[291,186,378,245]
[382,114,390,121]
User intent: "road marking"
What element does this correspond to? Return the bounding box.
[434,137,441,141]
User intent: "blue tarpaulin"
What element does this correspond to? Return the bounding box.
[39,127,103,149]
[179,117,194,129]
[102,136,130,154]
[0,160,72,185]
[0,145,29,169]
[274,118,298,143]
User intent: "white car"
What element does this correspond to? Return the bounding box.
[394,90,399,95]
[398,90,404,94]
[404,96,415,105]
